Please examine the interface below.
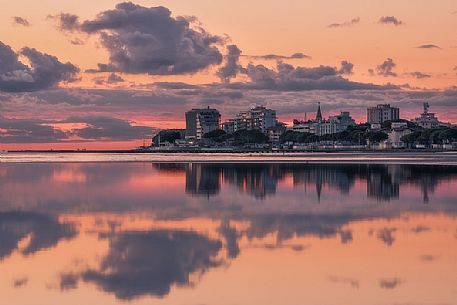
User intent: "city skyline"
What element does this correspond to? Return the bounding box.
[1,0,457,150]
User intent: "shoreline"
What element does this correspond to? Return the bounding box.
[2,151,457,165]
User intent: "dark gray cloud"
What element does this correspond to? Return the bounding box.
[376,58,397,77]
[417,44,441,49]
[48,13,80,32]
[153,82,199,90]
[338,60,354,75]
[329,276,359,289]
[0,41,79,92]
[12,16,30,27]
[13,277,28,288]
[228,62,390,91]
[376,227,397,246]
[410,225,430,233]
[93,73,125,85]
[82,230,222,299]
[244,52,311,60]
[379,278,402,289]
[68,116,156,141]
[409,71,431,79]
[419,254,437,262]
[60,273,79,290]
[0,116,69,143]
[217,45,244,83]
[70,38,84,46]
[79,2,223,75]
[107,73,124,83]
[379,16,404,26]
[339,230,353,244]
[327,17,360,28]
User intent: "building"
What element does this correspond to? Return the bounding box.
[387,123,412,148]
[223,105,277,134]
[222,120,235,134]
[267,125,287,143]
[292,119,317,134]
[328,111,356,132]
[185,107,221,140]
[367,104,400,124]
[412,102,451,129]
[293,104,356,136]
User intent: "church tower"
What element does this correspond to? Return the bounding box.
[316,102,323,122]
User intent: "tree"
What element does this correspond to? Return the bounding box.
[401,132,421,147]
[203,129,227,143]
[366,131,388,143]
[153,130,183,145]
[231,129,269,145]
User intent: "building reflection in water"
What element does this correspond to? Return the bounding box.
[154,163,457,203]
[1,162,457,304]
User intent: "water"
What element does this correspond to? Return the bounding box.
[0,162,456,305]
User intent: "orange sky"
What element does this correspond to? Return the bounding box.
[0,0,456,149]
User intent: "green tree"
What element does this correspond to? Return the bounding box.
[231,129,269,145]
[153,130,183,145]
[366,131,388,143]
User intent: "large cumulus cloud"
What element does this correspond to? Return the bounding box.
[0,41,79,92]
[79,2,223,75]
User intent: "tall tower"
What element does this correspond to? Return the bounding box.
[423,102,430,114]
[316,102,323,122]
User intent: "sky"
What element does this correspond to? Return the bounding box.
[0,0,456,150]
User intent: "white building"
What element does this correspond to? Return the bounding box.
[224,105,277,134]
[185,107,221,140]
[387,127,412,148]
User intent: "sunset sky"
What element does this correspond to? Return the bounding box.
[1,0,456,149]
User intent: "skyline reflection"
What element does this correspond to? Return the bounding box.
[0,162,456,304]
[154,163,457,202]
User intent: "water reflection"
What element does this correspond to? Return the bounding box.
[0,211,76,260]
[80,230,222,300]
[163,163,457,202]
[0,162,456,305]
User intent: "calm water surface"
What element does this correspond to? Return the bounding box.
[0,162,456,305]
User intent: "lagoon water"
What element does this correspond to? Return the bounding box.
[0,161,457,305]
